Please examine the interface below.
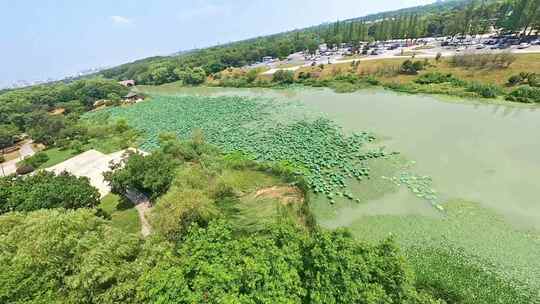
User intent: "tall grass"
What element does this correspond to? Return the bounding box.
[450,52,516,69]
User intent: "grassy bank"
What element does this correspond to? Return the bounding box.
[98,194,141,235]
[207,53,540,104]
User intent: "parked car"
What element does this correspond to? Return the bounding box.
[530,39,540,45]
[475,44,486,49]
[492,43,509,50]
[518,43,531,49]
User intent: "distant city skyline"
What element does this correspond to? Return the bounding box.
[0,0,434,88]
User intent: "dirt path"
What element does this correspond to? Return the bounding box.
[126,189,152,237]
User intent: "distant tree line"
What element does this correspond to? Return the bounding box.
[98,0,539,87]
[0,78,128,148]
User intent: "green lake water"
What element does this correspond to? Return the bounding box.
[141,85,540,231]
[138,85,540,289]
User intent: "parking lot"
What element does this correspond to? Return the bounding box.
[250,35,540,74]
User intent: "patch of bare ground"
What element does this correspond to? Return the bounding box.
[251,185,304,205]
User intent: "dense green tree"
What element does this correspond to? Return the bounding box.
[104,151,178,201]
[0,78,128,146]
[272,70,295,84]
[138,220,441,303]
[175,67,207,85]
[0,124,20,153]
[0,171,100,214]
[0,209,147,303]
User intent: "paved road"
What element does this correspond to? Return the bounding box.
[261,45,540,75]
[19,141,35,158]
[0,141,35,176]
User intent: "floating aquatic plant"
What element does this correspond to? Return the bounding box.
[87,95,392,202]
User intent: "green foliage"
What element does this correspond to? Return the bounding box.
[415,72,463,85]
[0,78,128,145]
[104,151,178,201]
[92,95,391,204]
[158,130,218,162]
[0,171,100,214]
[148,141,310,237]
[400,60,426,75]
[95,0,537,89]
[0,124,20,151]
[508,74,525,86]
[246,68,259,83]
[508,72,540,87]
[331,81,358,93]
[0,209,144,303]
[466,82,502,98]
[175,66,207,85]
[151,187,218,240]
[138,220,440,303]
[272,69,295,84]
[98,194,141,234]
[506,85,540,103]
[19,151,49,168]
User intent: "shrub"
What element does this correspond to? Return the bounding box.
[332,82,357,93]
[506,86,540,103]
[0,209,143,303]
[104,151,178,201]
[527,73,539,87]
[400,60,425,75]
[363,75,380,85]
[272,70,294,84]
[246,69,259,83]
[415,72,457,85]
[19,152,49,169]
[451,52,515,69]
[0,155,4,163]
[219,76,249,88]
[508,73,540,87]
[508,74,524,86]
[297,71,311,80]
[466,82,502,98]
[333,73,360,83]
[15,164,34,175]
[150,187,218,241]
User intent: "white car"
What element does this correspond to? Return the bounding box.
[518,43,530,49]
[475,44,486,49]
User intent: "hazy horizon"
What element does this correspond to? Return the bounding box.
[0,0,434,87]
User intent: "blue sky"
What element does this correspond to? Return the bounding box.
[0,0,433,87]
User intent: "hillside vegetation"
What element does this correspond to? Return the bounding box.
[99,0,539,86]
